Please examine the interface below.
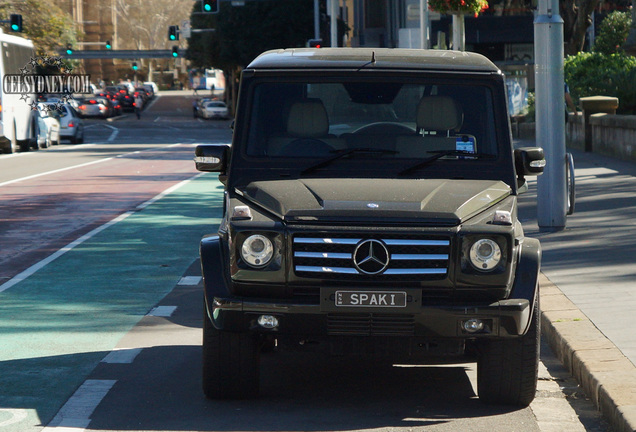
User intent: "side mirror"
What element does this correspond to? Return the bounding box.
[194,144,230,172]
[514,147,546,177]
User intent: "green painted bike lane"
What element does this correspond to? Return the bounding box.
[0,173,224,431]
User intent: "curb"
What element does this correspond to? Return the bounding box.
[540,273,636,432]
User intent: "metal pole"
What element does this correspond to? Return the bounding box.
[452,14,465,51]
[314,0,320,40]
[420,0,429,49]
[535,0,567,229]
[330,0,338,47]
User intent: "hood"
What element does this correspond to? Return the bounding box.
[240,178,511,225]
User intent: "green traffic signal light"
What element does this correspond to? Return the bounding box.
[202,0,218,13]
[105,40,112,49]
[172,46,179,58]
[10,14,22,32]
[132,62,138,71]
[66,44,73,55]
[168,26,179,41]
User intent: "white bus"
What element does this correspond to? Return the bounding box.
[0,29,37,153]
[204,68,225,97]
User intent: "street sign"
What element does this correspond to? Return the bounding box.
[181,20,191,38]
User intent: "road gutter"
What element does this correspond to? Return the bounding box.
[540,273,636,432]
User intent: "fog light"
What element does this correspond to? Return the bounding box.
[257,315,279,329]
[463,318,485,333]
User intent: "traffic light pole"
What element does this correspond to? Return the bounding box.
[314,0,320,40]
[329,0,338,47]
[534,0,567,230]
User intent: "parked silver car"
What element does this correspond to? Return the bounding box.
[40,103,84,144]
[200,101,229,120]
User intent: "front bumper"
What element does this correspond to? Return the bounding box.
[206,295,531,339]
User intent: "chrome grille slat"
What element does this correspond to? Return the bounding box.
[293,234,450,281]
[296,265,359,274]
[294,252,352,259]
[294,237,361,245]
[391,254,448,260]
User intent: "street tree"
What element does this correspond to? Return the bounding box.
[114,0,192,51]
[560,0,603,55]
[187,0,317,111]
[0,0,78,57]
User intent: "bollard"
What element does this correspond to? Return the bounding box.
[580,96,619,152]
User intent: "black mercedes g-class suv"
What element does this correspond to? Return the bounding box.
[194,48,545,406]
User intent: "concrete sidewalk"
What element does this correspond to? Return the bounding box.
[515,140,636,432]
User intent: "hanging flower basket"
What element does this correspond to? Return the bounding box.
[429,0,489,17]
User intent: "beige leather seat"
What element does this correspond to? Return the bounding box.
[396,96,463,158]
[268,99,346,156]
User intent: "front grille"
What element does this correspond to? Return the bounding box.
[293,233,450,281]
[328,313,415,336]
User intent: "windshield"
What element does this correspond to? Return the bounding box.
[244,79,499,160]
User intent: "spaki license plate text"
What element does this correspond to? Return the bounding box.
[336,291,407,307]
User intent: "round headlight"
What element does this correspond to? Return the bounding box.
[469,238,502,271]
[241,234,274,268]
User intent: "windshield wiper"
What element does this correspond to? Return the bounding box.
[398,150,495,176]
[301,147,398,175]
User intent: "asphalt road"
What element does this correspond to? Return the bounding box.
[0,92,609,432]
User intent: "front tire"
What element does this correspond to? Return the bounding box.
[202,307,260,399]
[477,296,540,406]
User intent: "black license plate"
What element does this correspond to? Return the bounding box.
[321,288,421,312]
[336,290,407,307]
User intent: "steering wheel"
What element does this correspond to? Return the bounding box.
[352,122,416,135]
[279,138,335,157]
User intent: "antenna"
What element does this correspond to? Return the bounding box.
[371,51,376,63]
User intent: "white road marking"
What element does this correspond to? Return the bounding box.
[0,157,113,188]
[0,174,203,293]
[178,276,202,286]
[101,348,143,364]
[147,306,177,317]
[104,125,119,142]
[43,379,116,431]
[0,141,195,188]
[136,172,204,210]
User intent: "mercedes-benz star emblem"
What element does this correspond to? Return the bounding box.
[353,239,390,275]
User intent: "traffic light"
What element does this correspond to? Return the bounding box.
[105,40,112,49]
[66,44,73,55]
[201,0,219,13]
[168,25,179,41]
[307,39,323,48]
[132,62,138,71]
[172,46,179,58]
[10,14,22,32]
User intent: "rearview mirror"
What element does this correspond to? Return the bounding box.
[194,144,230,172]
[514,147,545,177]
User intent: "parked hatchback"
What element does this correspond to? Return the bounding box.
[49,104,84,144]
